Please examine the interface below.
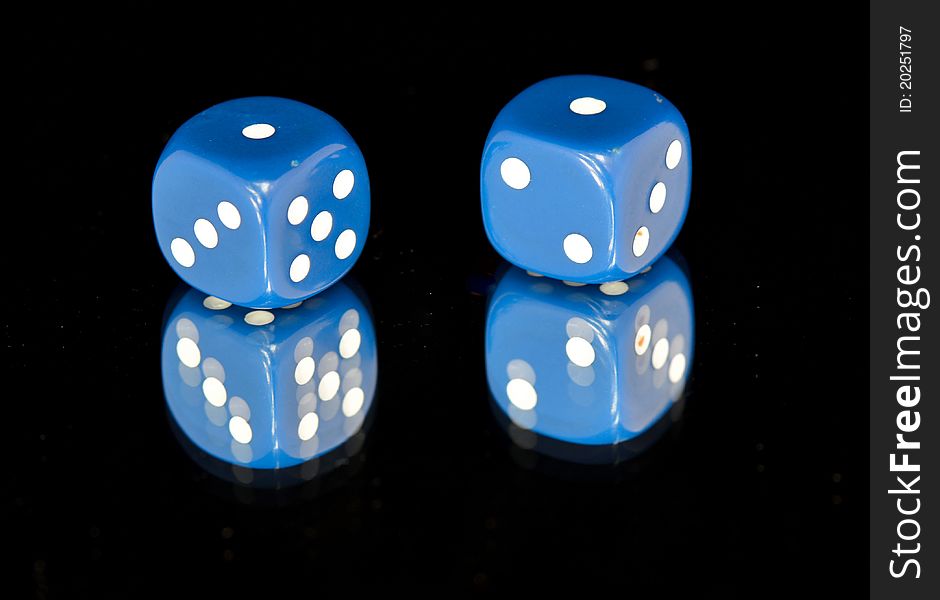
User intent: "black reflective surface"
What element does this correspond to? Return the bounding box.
[7,7,865,596]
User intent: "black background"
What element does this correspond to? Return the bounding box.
[7,6,865,596]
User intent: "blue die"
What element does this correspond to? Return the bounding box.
[480,75,691,282]
[161,281,377,470]
[485,254,694,446]
[153,97,369,308]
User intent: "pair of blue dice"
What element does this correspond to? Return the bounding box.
[153,75,691,307]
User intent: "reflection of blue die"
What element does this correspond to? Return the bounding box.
[161,282,377,469]
[481,75,691,283]
[485,254,694,445]
[153,97,370,308]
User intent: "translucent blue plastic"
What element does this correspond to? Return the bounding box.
[485,253,694,446]
[153,97,370,308]
[161,280,377,470]
[481,75,691,282]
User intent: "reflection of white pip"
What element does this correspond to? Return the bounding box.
[633,303,688,386]
[486,255,694,447]
[173,314,257,462]
[290,308,367,460]
[163,282,376,471]
[506,301,689,432]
